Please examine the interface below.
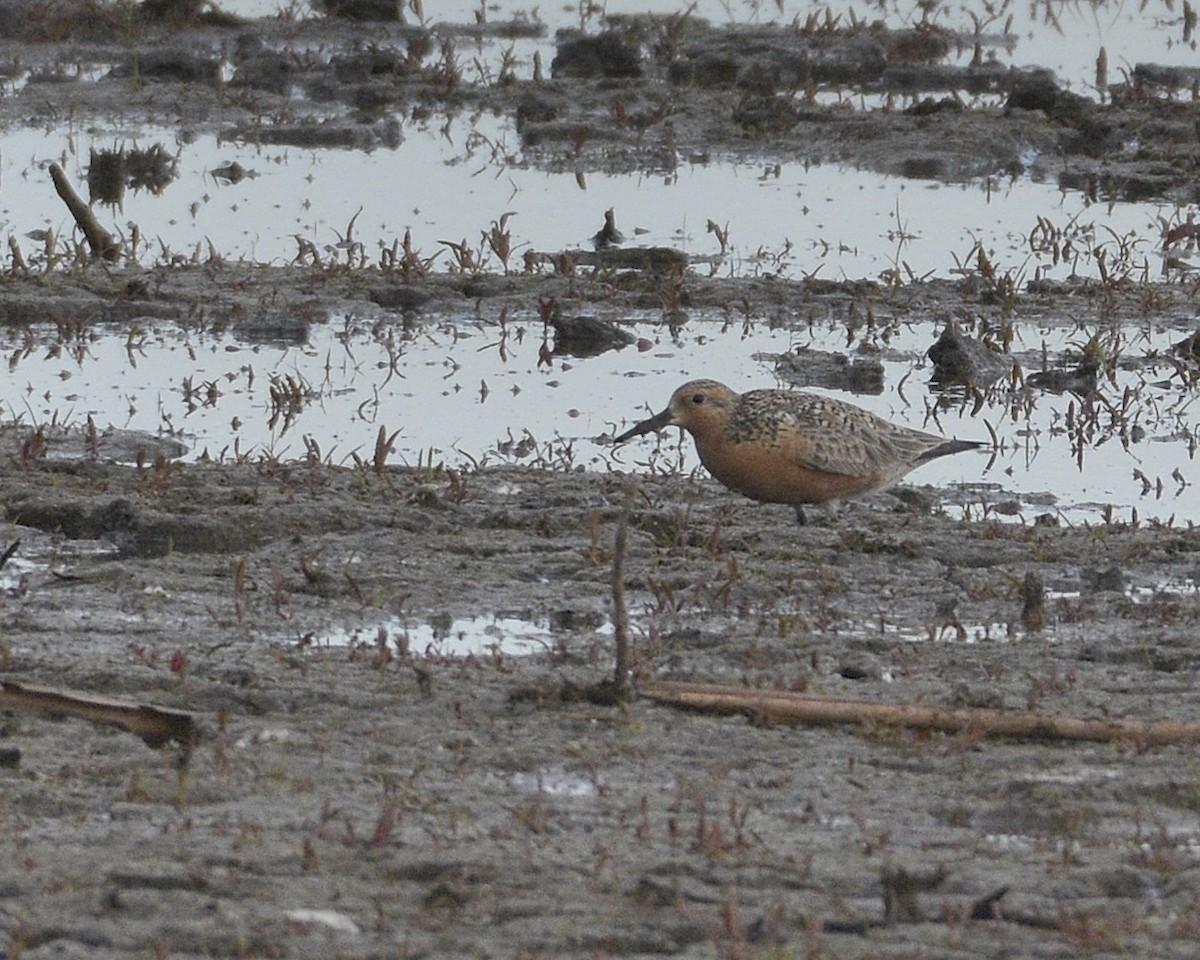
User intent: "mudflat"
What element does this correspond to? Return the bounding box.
[5,7,1200,959]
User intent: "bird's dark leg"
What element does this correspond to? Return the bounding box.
[795,501,840,526]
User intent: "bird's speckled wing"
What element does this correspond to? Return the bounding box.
[728,390,943,479]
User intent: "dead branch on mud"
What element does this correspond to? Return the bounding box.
[48,163,119,261]
[0,681,199,758]
[638,681,1200,748]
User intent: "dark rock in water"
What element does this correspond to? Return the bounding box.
[1005,70,1092,125]
[109,49,217,83]
[1133,63,1200,88]
[594,247,687,271]
[332,47,409,83]
[667,51,738,88]
[230,52,294,96]
[1026,333,1104,395]
[897,156,947,179]
[317,0,402,20]
[731,95,801,134]
[552,31,642,79]
[232,312,310,347]
[927,326,1014,387]
[775,347,884,395]
[550,313,635,358]
[221,118,400,150]
[525,246,688,272]
[903,95,963,117]
[369,285,434,312]
[1025,364,1099,395]
[516,91,562,128]
[1172,329,1200,359]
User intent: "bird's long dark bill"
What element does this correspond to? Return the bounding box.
[613,408,674,444]
[918,438,986,463]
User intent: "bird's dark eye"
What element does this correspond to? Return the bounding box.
[691,393,705,405]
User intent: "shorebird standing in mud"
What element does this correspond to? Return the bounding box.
[613,379,984,521]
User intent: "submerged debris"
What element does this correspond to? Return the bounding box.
[1024,364,1099,395]
[927,325,1015,387]
[1172,329,1200,360]
[525,246,688,272]
[775,347,885,395]
[552,30,643,79]
[210,160,255,184]
[316,0,402,20]
[549,312,635,357]
[221,118,402,150]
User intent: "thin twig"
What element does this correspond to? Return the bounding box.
[611,482,635,697]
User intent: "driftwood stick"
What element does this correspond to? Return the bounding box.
[637,681,1200,748]
[0,681,199,755]
[48,162,119,261]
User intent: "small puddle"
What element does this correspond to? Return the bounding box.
[510,765,599,798]
[878,620,1017,648]
[311,613,558,657]
[864,577,1200,649]
[0,539,121,592]
[0,555,38,592]
[1048,579,1200,605]
[1127,580,1200,602]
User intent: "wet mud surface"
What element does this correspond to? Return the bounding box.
[7,452,1200,959]
[5,8,1200,960]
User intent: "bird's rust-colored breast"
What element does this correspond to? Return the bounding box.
[691,426,885,506]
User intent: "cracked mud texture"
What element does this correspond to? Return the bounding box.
[5,5,1200,960]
